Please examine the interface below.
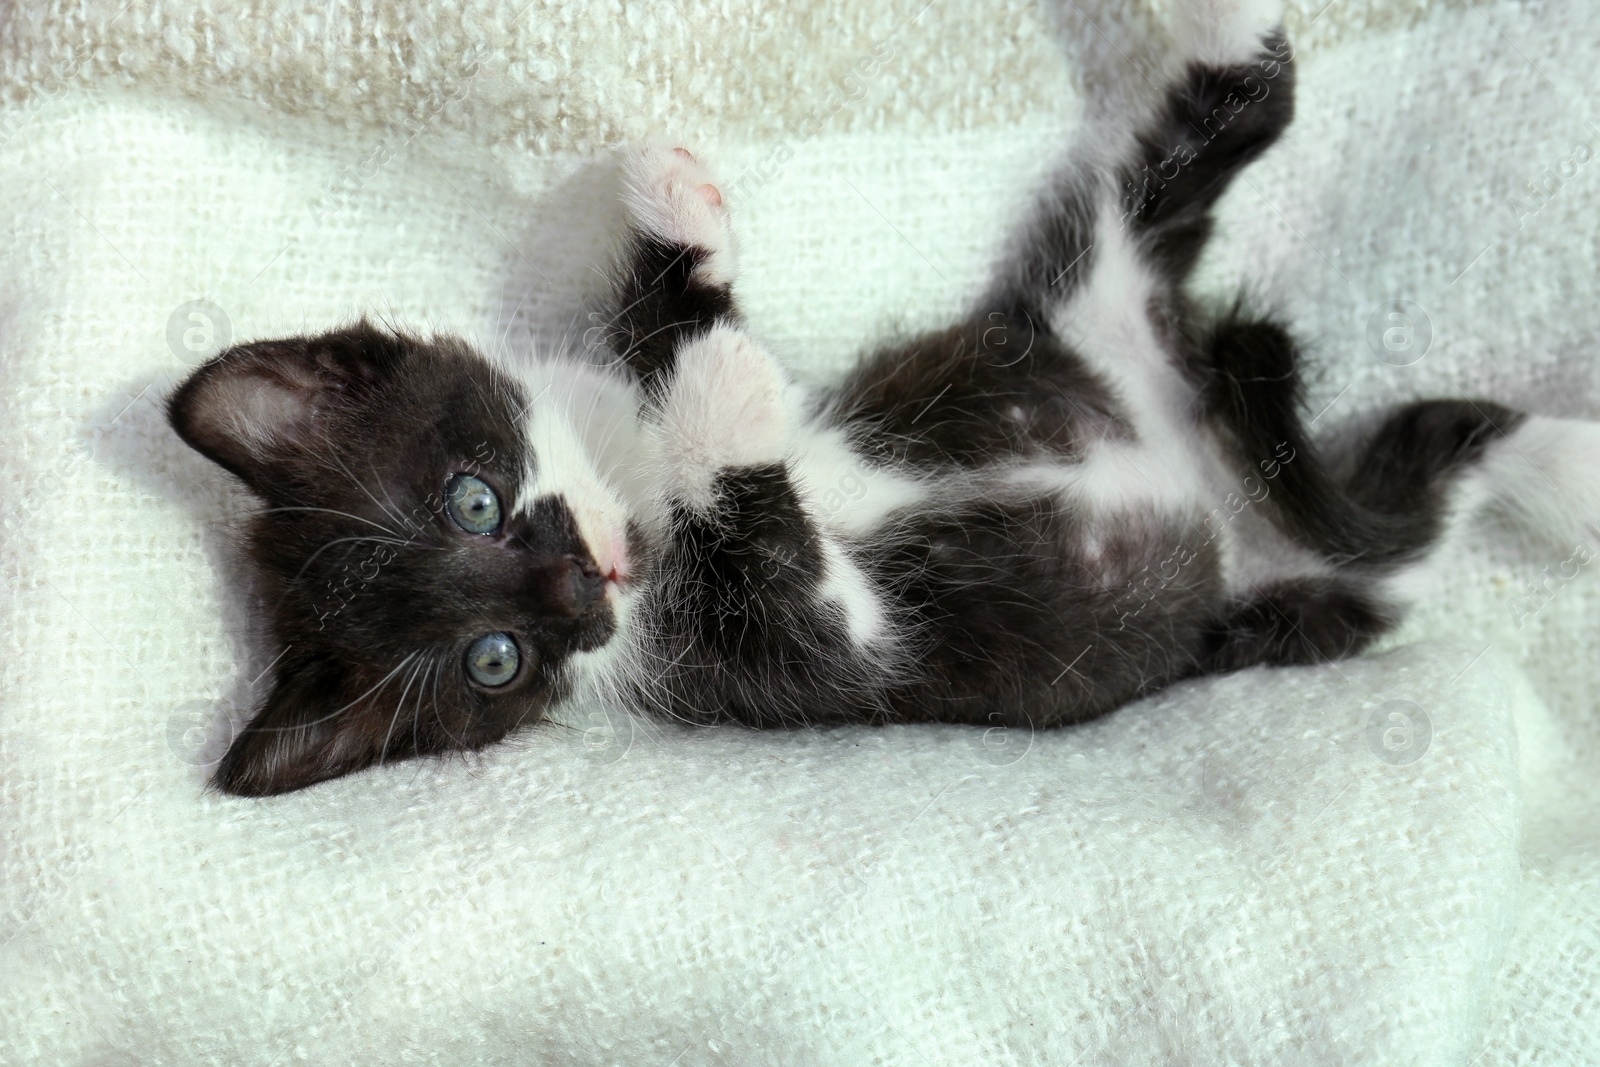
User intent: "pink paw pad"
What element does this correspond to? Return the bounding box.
[622,143,735,283]
[672,148,724,209]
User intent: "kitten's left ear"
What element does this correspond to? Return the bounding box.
[167,323,405,495]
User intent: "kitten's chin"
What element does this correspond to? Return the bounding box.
[570,608,619,654]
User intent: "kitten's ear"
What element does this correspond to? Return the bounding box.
[167,324,404,495]
[212,655,387,796]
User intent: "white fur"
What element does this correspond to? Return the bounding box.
[1171,0,1284,67]
[788,421,931,537]
[1048,201,1211,502]
[814,537,891,647]
[1022,193,1323,598]
[504,354,639,583]
[1218,496,1336,592]
[656,324,790,510]
[1032,197,1219,526]
[620,144,735,287]
[559,593,648,719]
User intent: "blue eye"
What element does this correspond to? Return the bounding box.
[446,473,501,535]
[465,632,520,687]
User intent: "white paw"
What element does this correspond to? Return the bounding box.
[1173,0,1285,67]
[620,144,735,287]
[658,324,789,509]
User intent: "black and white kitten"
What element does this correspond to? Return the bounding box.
[169,0,1600,795]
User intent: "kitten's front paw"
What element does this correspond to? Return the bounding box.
[1173,0,1286,66]
[658,324,789,508]
[621,144,734,287]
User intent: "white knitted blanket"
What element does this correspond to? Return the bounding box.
[2,1,1597,1063]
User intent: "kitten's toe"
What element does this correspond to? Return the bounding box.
[621,144,734,286]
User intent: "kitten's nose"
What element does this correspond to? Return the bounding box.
[567,556,608,615]
[531,555,607,617]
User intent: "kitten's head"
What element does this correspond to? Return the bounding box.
[169,323,641,795]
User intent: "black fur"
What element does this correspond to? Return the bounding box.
[1202,577,1392,673]
[605,235,738,383]
[1201,315,1525,564]
[873,499,1222,726]
[1346,399,1525,541]
[643,465,883,728]
[827,313,1123,468]
[1123,32,1298,282]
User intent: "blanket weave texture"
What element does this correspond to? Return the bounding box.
[1,0,1597,1063]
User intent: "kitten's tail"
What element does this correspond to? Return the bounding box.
[1204,310,1600,571]
[1345,405,1600,622]
[1360,407,1600,558]
[1344,403,1600,560]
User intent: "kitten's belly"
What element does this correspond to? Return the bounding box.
[1001,435,1208,579]
[1031,220,1318,601]
[1002,428,1314,601]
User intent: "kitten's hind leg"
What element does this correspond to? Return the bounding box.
[603,146,740,383]
[1202,577,1393,673]
[1201,315,1552,572]
[1120,0,1294,280]
[1172,0,1288,68]
[1236,392,1600,625]
[992,0,1292,312]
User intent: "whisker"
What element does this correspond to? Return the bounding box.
[415,655,440,760]
[432,650,470,749]
[380,655,429,765]
[290,534,420,583]
[257,506,402,537]
[254,652,418,733]
[328,450,408,532]
[365,457,416,534]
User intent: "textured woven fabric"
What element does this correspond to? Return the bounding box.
[1,0,1597,1063]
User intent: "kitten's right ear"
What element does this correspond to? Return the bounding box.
[167,325,403,495]
[212,654,388,796]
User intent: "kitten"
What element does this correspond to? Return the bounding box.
[168,1,1600,795]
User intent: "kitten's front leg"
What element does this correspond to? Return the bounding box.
[657,323,789,509]
[610,147,895,721]
[646,325,894,725]
[605,146,740,384]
